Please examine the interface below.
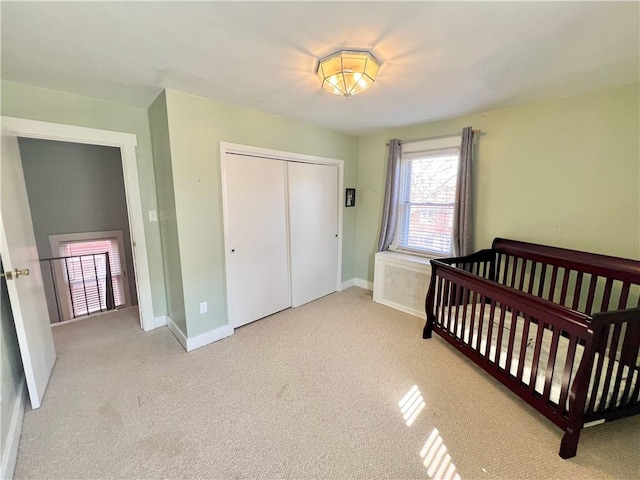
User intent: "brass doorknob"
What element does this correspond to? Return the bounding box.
[1,268,29,280]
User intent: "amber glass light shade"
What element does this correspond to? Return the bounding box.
[317,50,380,97]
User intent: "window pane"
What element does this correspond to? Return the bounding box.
[408,154,458,204]
[404,205,454,254]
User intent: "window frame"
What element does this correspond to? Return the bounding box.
[389,136,461,258]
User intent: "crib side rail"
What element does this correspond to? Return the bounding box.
[426,260,595,430]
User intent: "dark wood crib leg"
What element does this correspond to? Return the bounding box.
[559,427,581,459]
[423,271,437,340]
[423,314,433,339]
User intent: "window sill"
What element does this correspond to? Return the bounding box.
[375,250,434,269]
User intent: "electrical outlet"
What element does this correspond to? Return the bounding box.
[199,302,208,314]
[149,210,158,222]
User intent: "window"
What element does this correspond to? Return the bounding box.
[50,231,130,319]
[392,137,461,256]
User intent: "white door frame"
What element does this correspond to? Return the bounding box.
[220,141,344,325]
[1,116,156,331]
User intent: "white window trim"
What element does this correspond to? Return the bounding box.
[49,230,131,321]
[390,135,461,258]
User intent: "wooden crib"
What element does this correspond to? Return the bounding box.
[423,238,640,458]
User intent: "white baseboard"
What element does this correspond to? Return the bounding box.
[186,324,234,352]
[166,316,234,352]
[339,279,355,290]
[152,315,167,329]
[166,316,188,351]
[375,298,426,319]
[354,278,373,291]
[1,379,26,480]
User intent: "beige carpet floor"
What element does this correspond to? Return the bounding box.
[14,288,640,479]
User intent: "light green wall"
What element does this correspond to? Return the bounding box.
[356,84,640,282]
[148,92,186,334]
[163,89,359,337]
[0,80,167,318]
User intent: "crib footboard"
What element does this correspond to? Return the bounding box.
[424,260,602,458]
[584,308,640,422]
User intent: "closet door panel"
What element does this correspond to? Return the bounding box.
[288,162,339,307]
[224,155,291,327]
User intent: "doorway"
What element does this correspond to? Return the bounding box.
[1,116,156,409]
[1,116,155,330]
[19,138,138,324]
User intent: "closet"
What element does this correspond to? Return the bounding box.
[221,149,340,328]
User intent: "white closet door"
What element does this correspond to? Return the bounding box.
[223,155,291,327]
[288,162,339,307]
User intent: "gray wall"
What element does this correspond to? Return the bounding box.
[19,138,137,322]
[1,260,25,472]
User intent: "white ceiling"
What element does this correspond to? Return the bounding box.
[2,1,638,136]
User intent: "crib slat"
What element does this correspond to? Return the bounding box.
[630,365,640,405]
[495,305,508,371]
[529,320,546,395]
[486,301,497,361]
[617,282,630,310]
[446,281,454,332]
[452,289,461,339]
[558,334,577,415]
[460,287,470,344]
[469,292,479,350]
[585,275,598,316]
[559,269,570,308]
[518,258,529,292]
[617,321,639,407]
[543,326,562,403]
[571,272,584,311]
[493,253,502,283]
[477,298,487,357]
[537,264,548,298]
[436,277,445,329]
[505,309,519,379]
[516,315,531,383]
[598,323,622,411]
[527,262,537,295]
[600,278,613,313]
[548,266,559,302]
[587,334,608,414]
[502,255,511,286]
[611,330,628,409]
[509,257,519,289]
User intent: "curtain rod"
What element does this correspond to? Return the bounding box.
[386,129,481,146]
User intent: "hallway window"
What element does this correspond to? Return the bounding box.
[50,231,130,319]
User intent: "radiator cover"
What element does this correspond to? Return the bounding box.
[373,251,432,318]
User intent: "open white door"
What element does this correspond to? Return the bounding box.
[1,128,56,409]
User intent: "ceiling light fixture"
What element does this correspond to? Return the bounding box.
[317,50,380,97]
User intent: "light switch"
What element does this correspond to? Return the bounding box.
[149,210,158,222]
[200,302,208,314]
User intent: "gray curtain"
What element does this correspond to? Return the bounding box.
[377,139,402,252]
[452,127,474,257]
